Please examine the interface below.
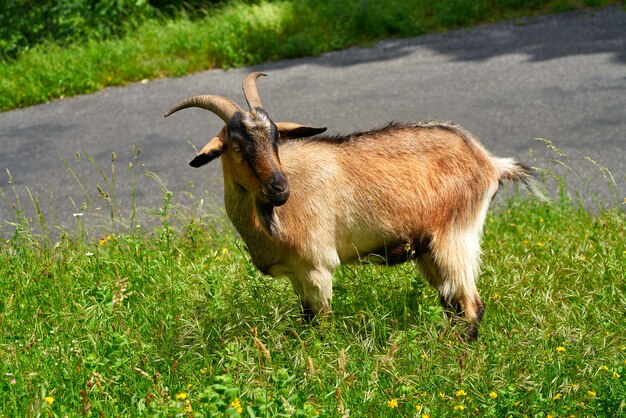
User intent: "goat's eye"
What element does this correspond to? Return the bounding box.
[231,144,242,153]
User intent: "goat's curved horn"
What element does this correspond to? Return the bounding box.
[164,95,244,123]
[242,72,267,111]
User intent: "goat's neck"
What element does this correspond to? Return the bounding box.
[221,158,285,274]
[221,156,280,240]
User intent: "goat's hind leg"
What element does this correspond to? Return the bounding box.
[418,234,485,341]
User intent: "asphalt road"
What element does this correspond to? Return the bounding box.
[1,6,624,236]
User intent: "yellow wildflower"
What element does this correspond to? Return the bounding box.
[612,371,620,378]
[99,238,107,245]
[184,404,193,414]
[236,407,243,413]
[422,415,430,418]
[453,405,465,411]
[547,415,554,418]
[420,353,427,360]
[387,398,398,409]
[588,391,596,397]
[175,392,187,401]
[553,393,562,400]
[44,396,54,405]
[454,389,467,397]
[230,398,241,408]
[514,401,520,407]
[556,346,566,353]
[415,404,421,411]
[489,391,498,399]
[600,365,609,371]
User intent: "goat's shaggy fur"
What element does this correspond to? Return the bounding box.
[166,73,546,341]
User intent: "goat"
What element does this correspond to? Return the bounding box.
[165,72,546,341]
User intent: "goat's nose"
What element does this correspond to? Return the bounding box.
[268,172,288,194]
[268,179,287,194]
[266,171,290,206]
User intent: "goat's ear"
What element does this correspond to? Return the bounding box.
[189,136,225,168]
[276,122,327,139]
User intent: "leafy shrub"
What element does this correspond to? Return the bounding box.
[0,0,155,60]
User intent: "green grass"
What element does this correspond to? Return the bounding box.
[2,2,623,416]
[1,169,624,417]
[0,0,622,111]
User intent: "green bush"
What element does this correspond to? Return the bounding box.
[0,0,154,60]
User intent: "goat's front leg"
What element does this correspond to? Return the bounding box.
[289,268,333,321]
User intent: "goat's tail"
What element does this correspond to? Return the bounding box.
[494,157,550,201]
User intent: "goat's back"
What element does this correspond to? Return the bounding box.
[276,122,501,262]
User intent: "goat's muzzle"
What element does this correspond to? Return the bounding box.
[264,171,290,206]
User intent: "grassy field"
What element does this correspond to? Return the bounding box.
[1,3,624,415]
[0,155,624,417]
[0,0,623,111]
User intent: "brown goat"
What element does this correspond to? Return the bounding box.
[165,73,546,341]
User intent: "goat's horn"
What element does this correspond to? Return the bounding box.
[242,72,267,111]
[164,95,244,123]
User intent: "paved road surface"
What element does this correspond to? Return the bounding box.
[1,6,624,235]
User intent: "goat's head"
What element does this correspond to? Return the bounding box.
[165,72,326,207]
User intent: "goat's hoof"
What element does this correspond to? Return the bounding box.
[301,305,316,323]
[461,325,480,342]
[300,304,330,323]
